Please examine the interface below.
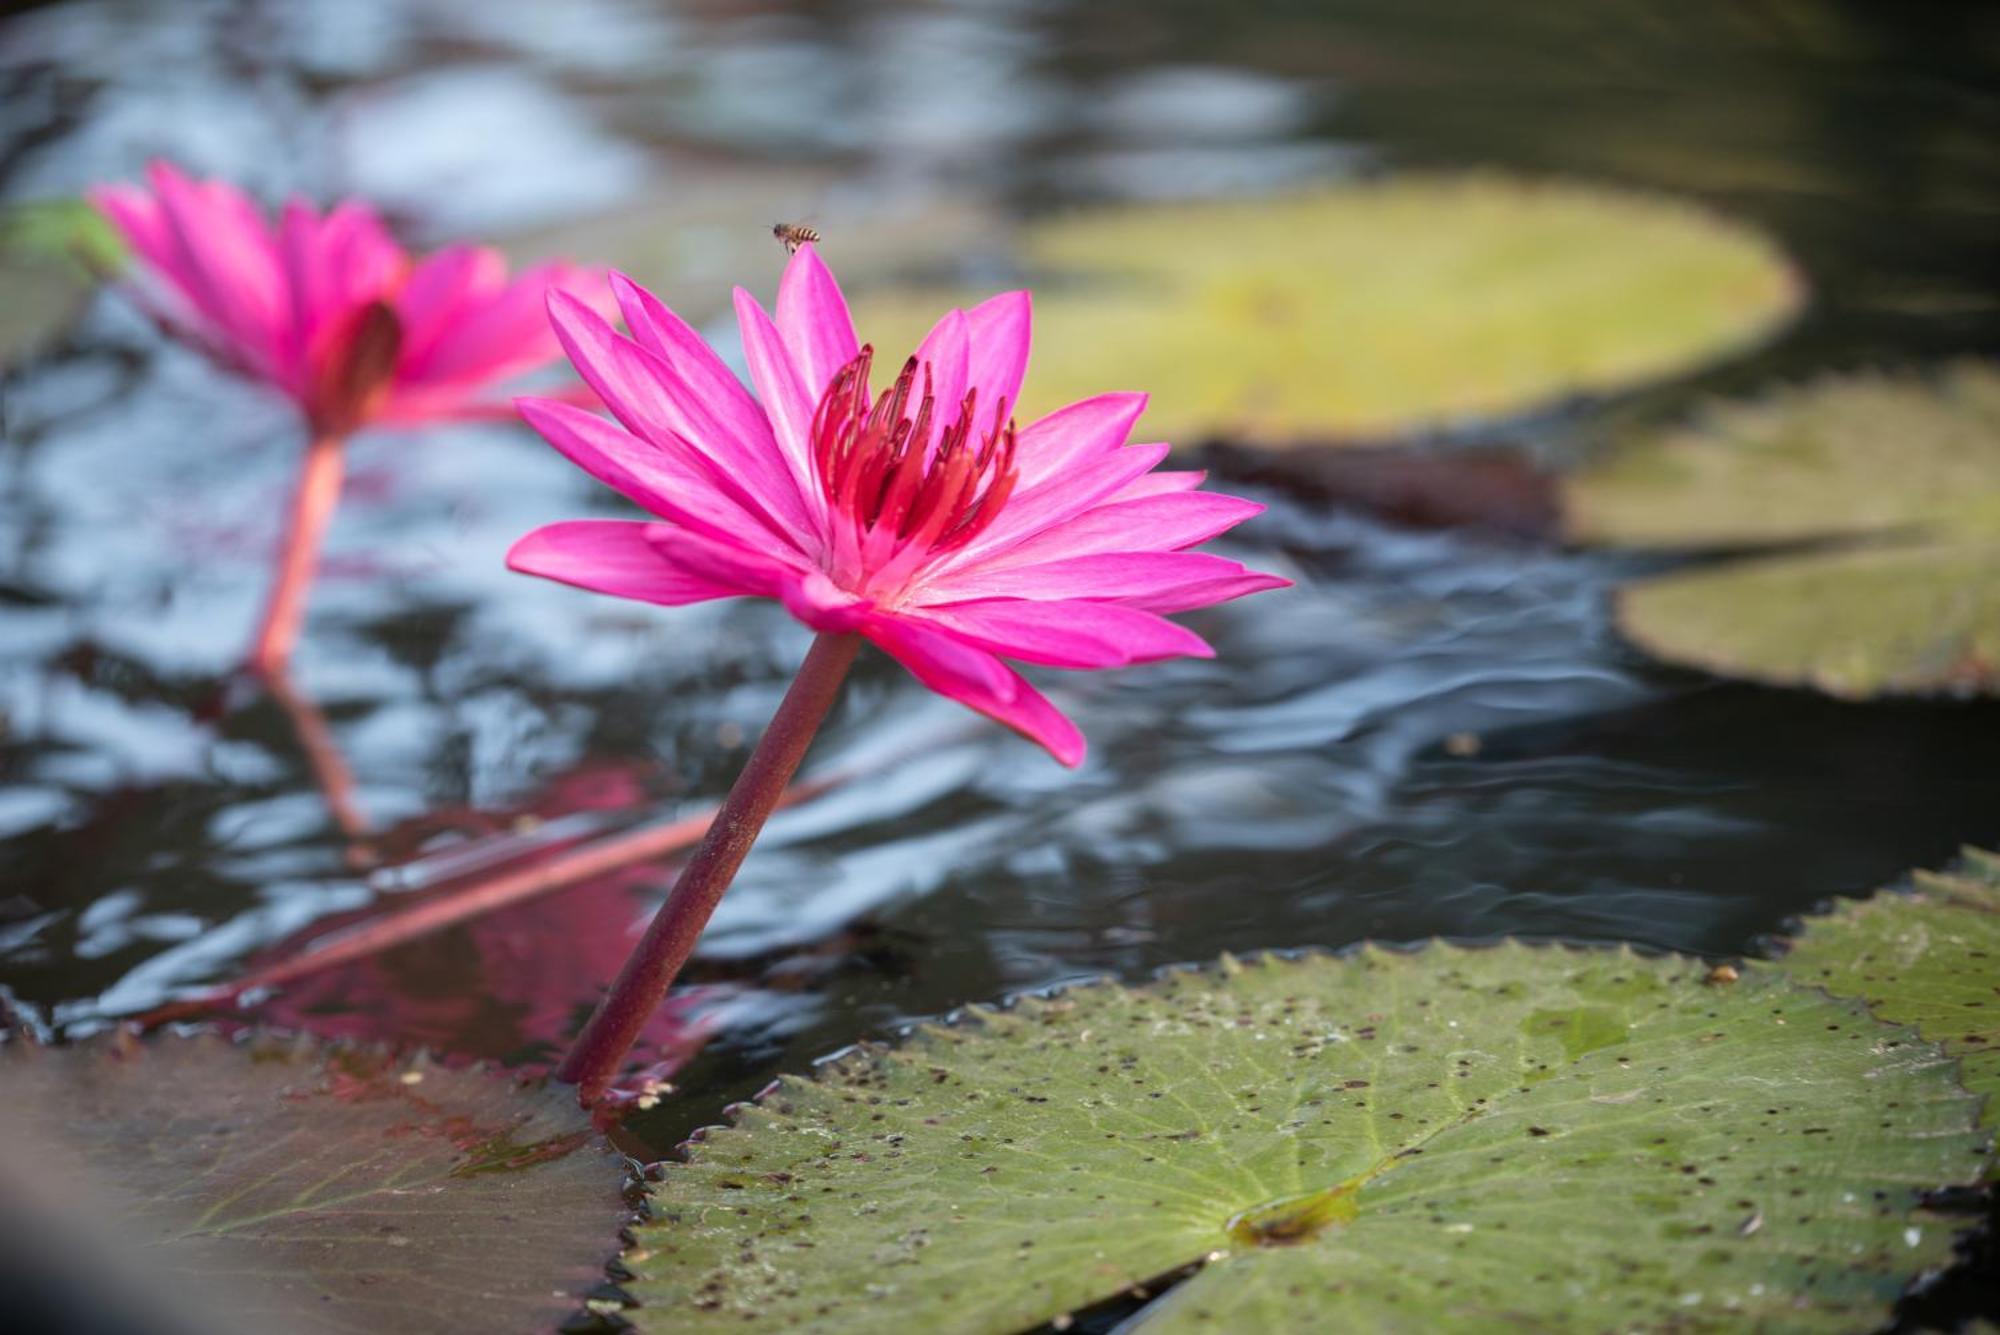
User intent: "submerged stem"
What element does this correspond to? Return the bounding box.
[557,631,862,1103]
[247,432,346,676]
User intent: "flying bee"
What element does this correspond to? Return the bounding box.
[772,221,821,253]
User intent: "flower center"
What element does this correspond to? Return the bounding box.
[810,345,1017,592]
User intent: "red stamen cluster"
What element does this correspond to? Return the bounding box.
[811,346,1018,560]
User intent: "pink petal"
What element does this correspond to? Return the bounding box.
[919,550,1290,612]
[1109,469,1207,501]
[91,184,185,301]
[936,441,1171,572]
[780,569,873,634]
[93,183,229,356]
[381,390,520,424]
[274,198,329,376]
[914,598,1213,668]
[548,292,814,549]
[642,526,797,598]
[507,520,747,606]
[731,287,820,508]
[908,307,971,426]
[962,290,1031,416]
[146,161,286,370]
[284,198,406,393]
[611,272,776,459]
[954,492,1265,572]
[1012,393,1148,490]
[862,614,1085,767]
[774,244,859,406]
[516,396,803,556]
[418,261,586,388]
[90,183,168,263]
[393,244,503,374]
[315,201,405,313]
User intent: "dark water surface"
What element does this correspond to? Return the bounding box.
[2,0,1998,1176]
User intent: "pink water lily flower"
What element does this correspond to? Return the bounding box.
[90,160,608,673]
[91,160,603,436]
[508,245,1288,767]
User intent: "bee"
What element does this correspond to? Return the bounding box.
[772,221,822,253]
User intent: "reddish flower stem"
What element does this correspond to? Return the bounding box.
[557,631,862,1102]
[247,432,345,677]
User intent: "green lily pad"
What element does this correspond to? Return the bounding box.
[623,943,1985,1333]
[1778,847,2000,1155]
[1613,539,2000,697]
[0,1031,624,1334]
[1566,363,2000,696]
[0,198,123,368]
[844,176,1802,444]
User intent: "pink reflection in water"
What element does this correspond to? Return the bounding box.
[223,738,718,1089]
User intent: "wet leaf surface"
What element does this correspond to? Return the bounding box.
[1779,847,2000,1154]
[1566,362,2000,696]
[844,176,1801,444]
[623,943,1986,1333]
[0,1031,624,1335]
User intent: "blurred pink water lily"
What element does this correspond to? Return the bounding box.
[89,160,609,673]
[90,160,604,436]
[508,246,1289,766]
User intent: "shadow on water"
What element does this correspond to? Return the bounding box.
[0,0,1997,1202]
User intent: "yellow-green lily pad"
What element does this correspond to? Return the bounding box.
[623,943,1985,1333]
[1567,363,2000,697]
[845,175,1802,444]
[1616,540,2000,697]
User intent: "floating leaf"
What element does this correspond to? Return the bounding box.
[0,1032,623,1335]
[0,199,121,368]
[1566,362,2000,549]
[623,944,1984,1333]
[1565,363,2000,696]
[1613,540,2000,697]
[844,176,1801,444]
[1779,847,2000,1157]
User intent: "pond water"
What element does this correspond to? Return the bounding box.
[2,0,1997,1186]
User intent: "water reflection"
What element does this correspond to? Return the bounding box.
[232,747,713,1080]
